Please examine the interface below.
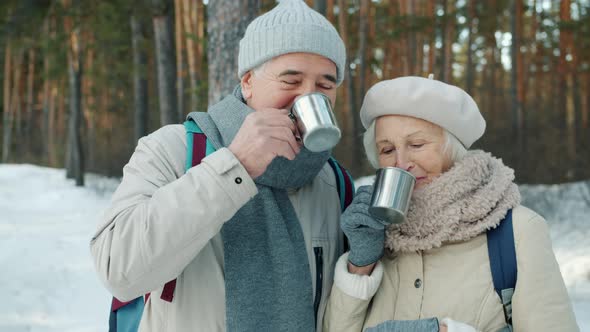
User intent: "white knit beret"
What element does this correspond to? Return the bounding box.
[238,0,346,85]
[360,76,486,148]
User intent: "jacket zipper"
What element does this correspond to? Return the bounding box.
[313,246,324,325]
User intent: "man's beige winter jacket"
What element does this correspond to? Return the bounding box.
[91,124,345,331]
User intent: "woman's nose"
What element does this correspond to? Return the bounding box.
[395,152,413,171]
[395,161,413,171]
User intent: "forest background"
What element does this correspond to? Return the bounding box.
[1,0,589,185]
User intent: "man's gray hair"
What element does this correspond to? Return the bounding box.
[362,119,467,169]
[252,62,267,76]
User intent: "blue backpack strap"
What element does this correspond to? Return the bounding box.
[109,297,144,332]
[486,209,516,330]
[327,158,355,253]
[327,157,355,212]
[109,119,215,332]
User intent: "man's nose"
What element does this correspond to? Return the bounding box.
[285,82,317,109]
[299,80,318,96]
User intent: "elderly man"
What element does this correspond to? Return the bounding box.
[91,0,349,331]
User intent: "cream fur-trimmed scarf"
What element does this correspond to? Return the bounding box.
[385,150,521,253]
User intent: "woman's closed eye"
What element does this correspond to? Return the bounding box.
[380,146,395,154]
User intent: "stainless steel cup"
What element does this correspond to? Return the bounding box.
[369,167,416,225]
[291,92,341,152]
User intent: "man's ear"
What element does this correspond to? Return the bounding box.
[240,72,253,100]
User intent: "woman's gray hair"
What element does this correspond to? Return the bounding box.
[362,119,467,169]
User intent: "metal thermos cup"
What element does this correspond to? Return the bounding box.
[369,167,416,225]
[290,92,341,152]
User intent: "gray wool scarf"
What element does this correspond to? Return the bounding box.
[187,86,329,331]
[385,150,521,253]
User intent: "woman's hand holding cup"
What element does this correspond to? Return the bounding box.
[341,185,385,274]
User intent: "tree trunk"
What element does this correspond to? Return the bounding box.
[367,2,376,87]
[427,0,435,76]
[486,47,498,124]
[510,0,525,174]
[7,49,24,162]
[153,1,178,125]
[510,0,524,134]
[337,0,349,130]
[66,57,84,185]
[25,48,35,141]
[63,0,85,186]
[442,0,454,83]
[413,1,424,76]
[358,0,368,110]
[559,0,575,177]
[439,0,448,81]
[42,22,50,161]
[43,15,58,166]
[2,42,13,163]
[558,0,572,129]
[326,0,334,22]
[131,15,149,142]
[196,0,205,75]
[13,51,24,141]
[314,0,327,16]
[405,0,416,75]
[48,80,58,167]
[182,0,199,112]
[207,0,259,104]
[465,0,475,95]
[347,0,363,176]
[174,0,185,120]
[398,0,409,76]
[584,72,590,129]
[385,0,400,79]
[533,0,544,126]
[83,33,96,170]
[57,78,66,147]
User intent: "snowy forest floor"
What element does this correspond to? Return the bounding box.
[1,164,589,331]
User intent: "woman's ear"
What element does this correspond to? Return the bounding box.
[240,72,253,100]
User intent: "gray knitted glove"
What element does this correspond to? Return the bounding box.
[341,185,385,267]
[365,318,440,332]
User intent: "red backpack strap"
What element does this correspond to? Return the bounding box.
[111,297,131,312]
[158,120,211,302]
[160,279,177,302]
[109,120,212,321]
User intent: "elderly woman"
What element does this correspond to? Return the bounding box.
[323,77,579,332]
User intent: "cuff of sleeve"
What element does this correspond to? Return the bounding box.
[441,318,478,332]
[334,252,383,300]
[197,147,258,202]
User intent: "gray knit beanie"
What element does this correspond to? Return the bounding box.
[238,0,346,85]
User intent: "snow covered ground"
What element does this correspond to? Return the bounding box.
[0,165,115,332]
[1,164,589,331]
